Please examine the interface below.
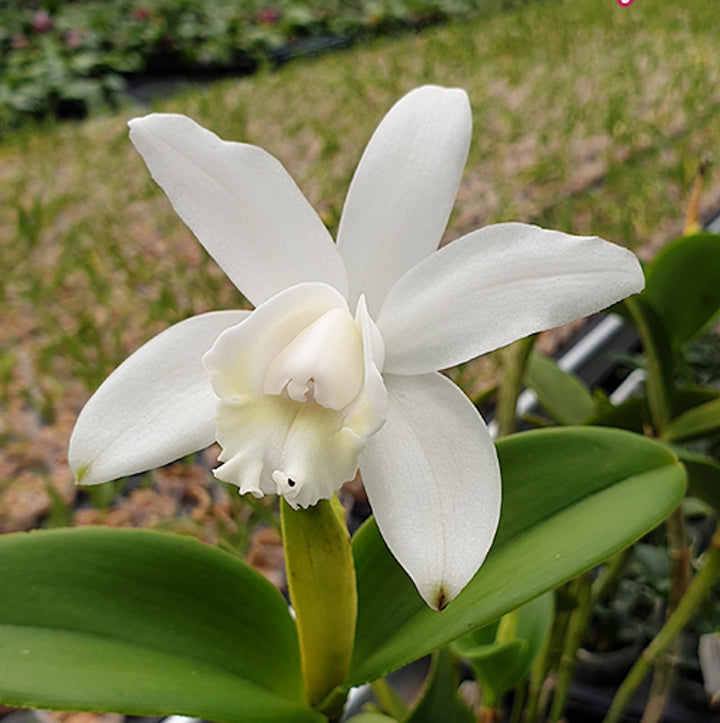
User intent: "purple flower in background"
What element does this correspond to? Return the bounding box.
[32,10,54,34]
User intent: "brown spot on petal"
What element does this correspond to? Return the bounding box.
[435,587,449,612]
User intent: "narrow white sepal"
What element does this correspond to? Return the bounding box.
[128,114,349,306]
[378,223,646,375]
[359,372,501,610]
[68,310,249,485]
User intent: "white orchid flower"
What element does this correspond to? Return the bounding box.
[69,85,644,610]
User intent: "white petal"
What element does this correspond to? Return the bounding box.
[336,86,472,315]
[378,223,645,375]
[343,295,387,438]
[129,114,349,306]
[69,310,249,485]
[359,372,501,610]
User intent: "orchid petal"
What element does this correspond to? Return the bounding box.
[69,310,249,485]
[337,86,472,315]
[359,372,501,610]
[344,295,387,438]
[378,223,645,375]
[129,114,349,306]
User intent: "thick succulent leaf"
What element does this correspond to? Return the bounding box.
[673,387,720,415]
[523,353,596,425]
[664,397,720,443]
[337,85,471,315]
[589,396,645,433]
[0,528,321,723]
[669,446,720,511]
[349,427,685,686]
[642,232,720,347]
[404,649,474,723]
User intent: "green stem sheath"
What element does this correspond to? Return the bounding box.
[624,297,673,435]
[591,548,632,604]
[281,496,357,714]
[370,678,408,720]
[496,335,536,438]
[548,572,593,723]
[640,506,690,723]
[522,585,571,723]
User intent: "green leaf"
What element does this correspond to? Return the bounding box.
[0,527,322,723]
[673,386,720,417]
[643,232,720,347]
[664,396,720,442]
[451,592,553,704]
[461,639,524,704]
[350,715,398,722]
[670,446,720,511]
[404,649,473,723]
[588,395,645,433]
[349,427,685,686]
[523,352,596,425]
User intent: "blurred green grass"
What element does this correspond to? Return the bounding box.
[1,0,720,534]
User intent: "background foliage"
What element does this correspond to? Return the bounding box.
[0,0,530,130]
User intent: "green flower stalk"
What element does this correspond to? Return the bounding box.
[281,497,356,714]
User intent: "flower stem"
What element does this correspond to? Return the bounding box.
[509,680,527,723]
[522,586,571,723]
[683,157,709,235]
[281,496,357,711]
[496,335,536,438]
[602,529,720,723]
[370,677,408,720]
[548,572,593,723]
[522,633,549,723]
[624,297,673,435]
[640,506,692,723]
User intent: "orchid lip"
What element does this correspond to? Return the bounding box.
[205,282,387,509]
